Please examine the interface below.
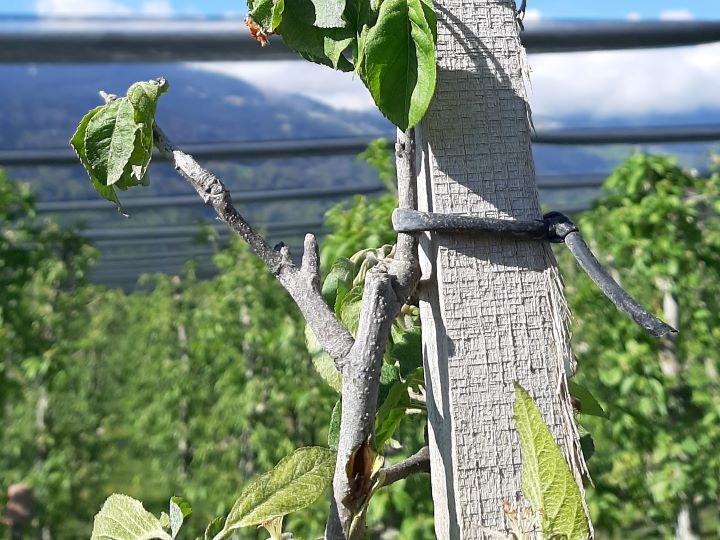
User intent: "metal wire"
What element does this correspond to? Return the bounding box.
[2,18,719,63]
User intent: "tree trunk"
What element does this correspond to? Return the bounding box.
[415,1,591,537]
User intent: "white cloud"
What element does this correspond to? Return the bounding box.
[188,61,375,112]
[141,0,173,16]
[659,9,694,21]
[527,42,720,121]
[625,12,641,22]
[523,8,541,22]
[36,0,131,16]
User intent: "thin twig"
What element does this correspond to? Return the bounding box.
[381,446,431,487]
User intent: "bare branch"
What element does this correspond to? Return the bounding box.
[381,446,431,487]
[103,107,357,363]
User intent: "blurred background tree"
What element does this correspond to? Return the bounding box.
[1,150,719,539]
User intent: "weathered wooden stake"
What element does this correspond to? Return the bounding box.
[415,1,591,537]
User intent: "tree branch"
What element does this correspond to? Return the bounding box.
[104,87,424,539]
[325,129,422,539]
[381,446,431,487]
[148,120,355,363]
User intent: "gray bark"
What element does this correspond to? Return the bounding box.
[415,1,591,537]
[325,131,422,539]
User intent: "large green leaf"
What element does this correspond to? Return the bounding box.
[223,447,335,530]
[359,0,436,129]
[513,384,590,540]
[91,494,172,540]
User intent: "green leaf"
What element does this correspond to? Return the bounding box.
[248,0,284,31]
[223,447,335,531]
[338,283,364,334]
[513,383,590,540]
[70,106,125,213]
[324,34,355,70]
[169,497,191,539]
[418,0,436,42]
[328,400,341,450]
[359,0,436,129]
[389,325,422,377]
[127,78,168,122]
[91,494,172,540]
[322,257,354,311]
[126,78,167,182]
[311,0,347,28]
[305,324,341,391]
[569,380,608,418]
[85,98,139,187]
[272,0,285,30]
[375,379,410,450]
[278,0,354,71]
[203,517,225,540]
[70,79,167,212]
[579,433,595,463]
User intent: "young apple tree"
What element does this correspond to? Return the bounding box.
[69,1,678,538]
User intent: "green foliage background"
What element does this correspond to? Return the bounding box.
[2,150,720,538]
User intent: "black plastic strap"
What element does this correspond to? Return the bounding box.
[391,208,676,338]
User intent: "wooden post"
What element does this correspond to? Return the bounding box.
[415,1,590,537]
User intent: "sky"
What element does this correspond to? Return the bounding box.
[1,0,719,20]
[1,1,719,127]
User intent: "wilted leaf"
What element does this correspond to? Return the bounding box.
[513,383,590,540]
[343,441,384,513]
[223,447,335,530]
[91,494,172,540]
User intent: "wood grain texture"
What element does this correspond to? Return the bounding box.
[416,1,591,537]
